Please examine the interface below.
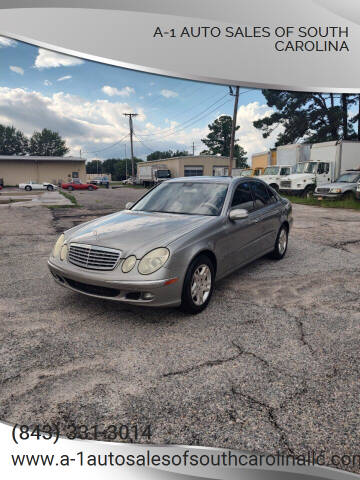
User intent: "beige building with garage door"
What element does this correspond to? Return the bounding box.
[138,155,235,179]
[0,155,86,186]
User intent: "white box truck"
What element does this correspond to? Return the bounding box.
[137,163,171,186]
[279,140,360,196]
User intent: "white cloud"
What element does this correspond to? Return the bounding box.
[0,36,17,47]
[160,89,178,98]
[235,102,280,163]
[34,48,84,68]
[0,87,146,158]
[57,75,72,82]
[101,85,135,97]
[44,80,52,86]
[9,65,24,75]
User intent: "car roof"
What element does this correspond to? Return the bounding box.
[166,176,265,184]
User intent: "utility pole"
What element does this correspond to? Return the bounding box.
[124,144,128,179]
[123,113,138,178]
[192,141,195,156]
[229,86,239,176]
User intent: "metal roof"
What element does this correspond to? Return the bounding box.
[0,155,86,162]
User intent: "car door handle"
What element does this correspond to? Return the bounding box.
[252,218,260,223]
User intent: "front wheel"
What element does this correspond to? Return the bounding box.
[268,225,288,260]
[46,185,54,191]
[88,185,94,191]
[180,254,215,314]
[25,185,32,191]
[68,186,74,191]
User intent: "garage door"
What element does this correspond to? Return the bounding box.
[184,166,203,176]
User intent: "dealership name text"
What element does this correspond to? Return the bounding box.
[153,26,350,52]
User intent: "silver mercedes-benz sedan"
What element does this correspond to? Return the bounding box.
[48,177,292,313]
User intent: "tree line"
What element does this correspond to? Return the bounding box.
[253,91,360,145]
[0,124,69,156]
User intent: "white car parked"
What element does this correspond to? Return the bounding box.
[19,181,57,192]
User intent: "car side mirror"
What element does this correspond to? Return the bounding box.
[125,202,134,210]
[229,208,249,221]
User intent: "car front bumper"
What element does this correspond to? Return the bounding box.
[313,192,343,199]
[48,259,183,307]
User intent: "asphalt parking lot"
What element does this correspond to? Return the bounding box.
[1,186,360,472]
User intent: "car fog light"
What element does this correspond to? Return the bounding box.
[122,255,137,273]
[330,188,341,194]
[60,244,68,261]
[142,292,154,300]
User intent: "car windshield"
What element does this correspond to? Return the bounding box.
[280,167,291,175]
[264,167,280,175]
[132,181,228,216]
[336,172,360,183]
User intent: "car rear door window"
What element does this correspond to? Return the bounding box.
[251,181,271,210]
[231,182,254,212]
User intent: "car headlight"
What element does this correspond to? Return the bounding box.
[330,188,342,194]
[60,244,68,261]
[52,234,65,258]
[138,248,170,275]
[122,255,137,273]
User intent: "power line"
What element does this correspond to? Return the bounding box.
[83,133,129,155]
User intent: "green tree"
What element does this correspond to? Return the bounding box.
[201,115,248,166]
[146,150,188,161]
[86,159,103,174]
[0,124,28,155]
[29,128,69,156]
[234,145,248,168]
[253,91,357,145]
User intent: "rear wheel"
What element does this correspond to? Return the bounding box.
[68,186,74,191]
[88,185,94,191]
[25,185,32,191]
[268,225,288,260]
[46,185,54,191]
[180,254,215,314]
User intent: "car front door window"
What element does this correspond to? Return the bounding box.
[231,182,254,212]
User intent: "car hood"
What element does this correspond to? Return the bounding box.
[317,182,355,190]
[65,210,214,257]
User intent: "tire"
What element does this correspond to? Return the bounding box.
[302,185,315,198]
[46,185,54,191]
[68,186,74,191]
[268,224,289,260]
[180,254,215,314]
[25,185,32,191]
[88,185,94,191]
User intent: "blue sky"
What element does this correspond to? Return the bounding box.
[0,36,277,162]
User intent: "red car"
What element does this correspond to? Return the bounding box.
[61,180,98,191]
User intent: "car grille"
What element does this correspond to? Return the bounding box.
[280,180,291,188]
[68,243,121,271]
[316,187,330,194]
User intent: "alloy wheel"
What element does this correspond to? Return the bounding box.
[191,264,212,306]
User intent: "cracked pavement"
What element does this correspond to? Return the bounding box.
[0,189,359,473]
